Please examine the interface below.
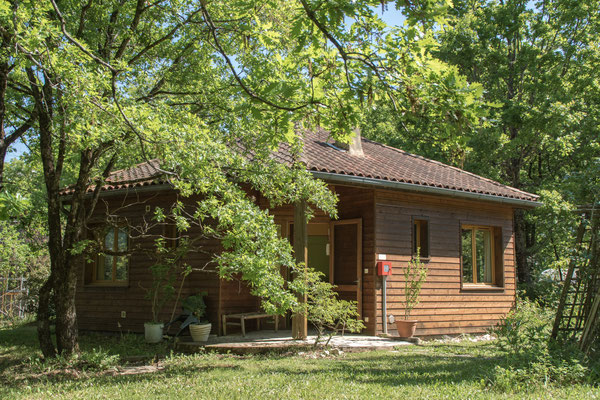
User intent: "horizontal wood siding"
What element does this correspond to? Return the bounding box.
[75,192,221,334]
[76,183,514,338]
[374,189,516,337]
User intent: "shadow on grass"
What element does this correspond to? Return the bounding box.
[0,324,509,392]
[260,351,505,388]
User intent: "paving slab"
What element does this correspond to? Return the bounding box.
[174,330,413,354]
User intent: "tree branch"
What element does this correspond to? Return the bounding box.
[200,3,309,112]
[49,0,119,73]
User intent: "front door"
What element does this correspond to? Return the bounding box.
[330,219,362,318]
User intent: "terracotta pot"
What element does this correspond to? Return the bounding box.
[189,323,212,342]
[395,320,418,338]
[144,322,164,343]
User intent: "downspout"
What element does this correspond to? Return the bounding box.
[382,275,388,335]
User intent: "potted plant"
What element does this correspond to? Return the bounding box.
[142,252,179,343]
[396,251,428,338]
[182,292,211,342]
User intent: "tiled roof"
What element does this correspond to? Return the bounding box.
[276,129,539,202]
[59,159,166,195]
[61,131,539,203]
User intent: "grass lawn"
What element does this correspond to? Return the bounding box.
[0,323,598,399]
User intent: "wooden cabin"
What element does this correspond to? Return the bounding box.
[69,130,539,337]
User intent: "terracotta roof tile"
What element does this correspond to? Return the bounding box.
[61,132,539,203]
[282,129,538,202]
[59,159,166,195]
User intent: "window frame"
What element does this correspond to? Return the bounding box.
[460,224,503,289]
[89,226,130,287]
[412,217,430,260]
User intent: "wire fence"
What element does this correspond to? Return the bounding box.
[0,277,28,319]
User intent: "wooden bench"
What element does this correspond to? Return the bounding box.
[221,312,279,336]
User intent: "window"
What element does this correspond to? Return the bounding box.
[163,222,178,249]
[413,218,429,258]
[461,225,499,286]
[93,227,129,284]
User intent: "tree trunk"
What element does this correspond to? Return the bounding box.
[0,144,6,191]
[514,208,532,284]
[292,200,308,340]
[36,272,56,358]
[54,266,79,356]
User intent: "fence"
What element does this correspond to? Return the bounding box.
[0,277,28,319]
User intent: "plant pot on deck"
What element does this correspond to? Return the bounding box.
[144,322,164,343]
[395,320,418,338]
[189,322,212,342]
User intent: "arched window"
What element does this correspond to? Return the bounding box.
[91,227,129,285]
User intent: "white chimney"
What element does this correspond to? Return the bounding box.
[335,127,364,157]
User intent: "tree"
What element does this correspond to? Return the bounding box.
[364,0,600,285]
[4,0,484,357]
[437,0,600,283]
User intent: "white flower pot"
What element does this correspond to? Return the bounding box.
[144,322,164,343]
[189,323,212,342]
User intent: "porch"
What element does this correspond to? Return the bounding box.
[174,329,413,355]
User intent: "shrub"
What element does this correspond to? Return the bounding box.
[291,266,364,347]
[402,251,427,319]
[494,298,553,357]
[487,298,594,391]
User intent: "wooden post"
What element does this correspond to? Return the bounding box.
[292,200,308,340]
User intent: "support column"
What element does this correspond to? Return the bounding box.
[292,200,308,340]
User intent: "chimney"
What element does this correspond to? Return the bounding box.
[334,127,364,157]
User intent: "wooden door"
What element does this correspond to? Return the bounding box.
[329,219,362,318]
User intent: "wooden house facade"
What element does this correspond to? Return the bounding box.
[69,130,539,337]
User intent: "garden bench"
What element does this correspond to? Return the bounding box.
[221,312,278,336]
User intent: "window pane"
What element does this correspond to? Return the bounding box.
[99,255,113,280]
[115,256,128,281]
[117,228,128,251]
[413,222,418,254]
[420,221,429,257]
[476,229,493,284]
[105,229,115,251]
[413,220,429,258]
[462,229,473,283]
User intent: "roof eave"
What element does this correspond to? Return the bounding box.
[59,183,173,200]
[311,171,541,209]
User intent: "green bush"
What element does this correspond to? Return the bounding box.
[291,266,364,347]
[488,299,594,391]
[494,299,553,357]
[519,277,562,309]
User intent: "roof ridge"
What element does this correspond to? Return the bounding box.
[361,137,539,199]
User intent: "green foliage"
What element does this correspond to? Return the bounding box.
[363,0,600,287]
[291,266,364,347]
[402,252,428,319]
[494,299,553,356]
[0,221,29,278]
[0,192,29,221]
[488,299,596,391]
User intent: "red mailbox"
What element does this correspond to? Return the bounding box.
[377,261,392,276]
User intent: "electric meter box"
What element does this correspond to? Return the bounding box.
[377,261,392,276]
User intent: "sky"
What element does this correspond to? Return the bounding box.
[5,5,407,163]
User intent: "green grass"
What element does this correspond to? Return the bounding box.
[0,324,598,399]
